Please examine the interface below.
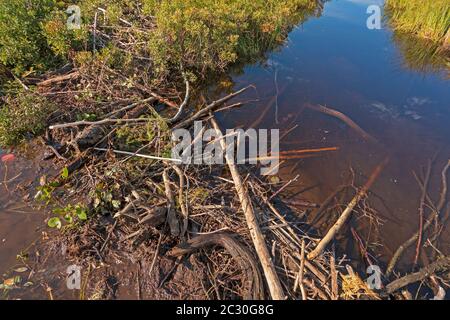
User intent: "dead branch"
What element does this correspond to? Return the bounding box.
[210,117,285,300]
[386,159,450,276]
[163,169,180,237]
[173,86,252,129]
[308,157,389,260]
[37,71,80,87]
[304,103,378,144]
[386,255,450,294]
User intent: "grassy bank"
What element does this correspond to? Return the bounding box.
[385,0,450,48]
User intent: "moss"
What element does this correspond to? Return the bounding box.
[0,90,56,147]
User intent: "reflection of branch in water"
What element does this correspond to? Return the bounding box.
[248,83,288,128]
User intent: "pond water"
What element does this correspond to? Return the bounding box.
[218,0,450,269]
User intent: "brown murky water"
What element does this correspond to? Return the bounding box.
[0,147,47,288]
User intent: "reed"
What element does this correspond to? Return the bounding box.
[385,0,450,48]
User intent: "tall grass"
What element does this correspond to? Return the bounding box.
[385,0,450,47]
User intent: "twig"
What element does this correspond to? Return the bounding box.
[174,86,252,129]
[167,73,190,124]
[49,117,151,130]
[413,162,432,266]
[93,147,182,163]
[308,157,389,260]
[386,159,450,276]
[386,255,450,294]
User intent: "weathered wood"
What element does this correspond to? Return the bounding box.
[211,117,285,300]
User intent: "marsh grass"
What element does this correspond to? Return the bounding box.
[385,0,450,46]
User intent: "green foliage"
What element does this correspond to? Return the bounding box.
[49,204,89,229]
[0,90,56,147]
[0,0,55,74]
[144,0,318,75]
[0,0,87,75]
[0,0,320,76]
[385,0,450,46]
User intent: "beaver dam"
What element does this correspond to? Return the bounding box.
[0,0,449,300]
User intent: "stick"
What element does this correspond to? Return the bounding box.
[163,169,180,237]
[174,86,252,129]
[93,147,182,163]
[308,157,389,260]
[304,103,378,144]
[210,117,285,300]
[49,117,151,130]
[386,159,450,276]
[37,71,79,87]
[167,74,190,124]
[414,162,432,266]
[386,255,450,294]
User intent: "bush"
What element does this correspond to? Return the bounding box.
[0,0,87,75]
[143,0,318,75]
[0,90,56,146]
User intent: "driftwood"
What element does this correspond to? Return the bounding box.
[304,103,378,144]
[210,117,285,300]
[386,255,450,294]
[308,157,389,260]
[169,232,265,300]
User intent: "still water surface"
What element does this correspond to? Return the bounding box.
[219,0,450,268]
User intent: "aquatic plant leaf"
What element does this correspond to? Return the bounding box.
[48,217,62,229]
[61,167,69,180]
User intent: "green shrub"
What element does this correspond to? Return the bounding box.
[143,0,318,75]
[0,91,56,146]
[0,0,87,75]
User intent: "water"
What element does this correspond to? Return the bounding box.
[0,147,46,278]
[219,0,450,269]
